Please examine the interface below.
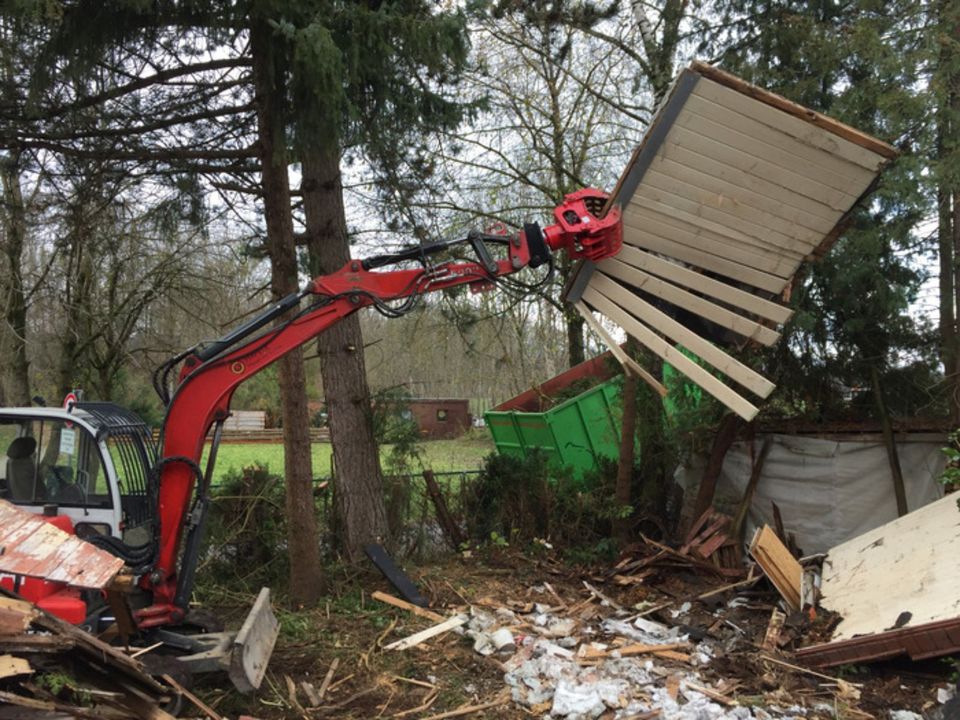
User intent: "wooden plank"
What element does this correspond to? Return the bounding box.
[620,222,788,294]
[611,245,792,324]
[690,62,898,160]
[666,125,856,211]
[582,285,759,421]
[590,273,777,398]
[624,203,802,277]
[579,641,690,659]
[631,185,813,260]
[0,654,32,679]
[659,142,841,224]
[0,606,34,635]
[651,154,835,236]
[749,525,802,611]
[644,167,826,248]
[383,614,467,651]
[691,75,886,171]
[762,608,787,651]
[371,591,445,623]
[574,301,668,397]
[599,257,781,345]
[683,92,875,187]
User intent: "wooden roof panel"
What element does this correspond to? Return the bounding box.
[0,500,125,590]
[574,61,894,421]
[623,206,803,277]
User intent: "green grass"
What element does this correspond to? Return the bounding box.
[206,433,493,485]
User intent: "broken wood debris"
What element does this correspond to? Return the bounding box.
[383,614,468,651]
[749,525,802,611]
[0,588,175,718]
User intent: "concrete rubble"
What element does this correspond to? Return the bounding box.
[459,579,944,720]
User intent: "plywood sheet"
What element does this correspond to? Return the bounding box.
[0,500,125,589]
[818,491,960,641]
[573,61,894,419]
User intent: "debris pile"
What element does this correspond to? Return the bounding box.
[372,521,954,718]
[0,591,178,719]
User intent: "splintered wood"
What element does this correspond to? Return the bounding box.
[749,525,802,611]
[797,491,960,666]
[0,589,174,716]
[0,500,126,589]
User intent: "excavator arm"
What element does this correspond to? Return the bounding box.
[138,189,622,629]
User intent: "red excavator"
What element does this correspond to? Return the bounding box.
[0,189,622,691]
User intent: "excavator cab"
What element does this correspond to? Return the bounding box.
[0,403,154,544]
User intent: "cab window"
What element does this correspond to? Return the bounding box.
[0,418,111,509]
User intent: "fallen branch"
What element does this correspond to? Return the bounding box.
[317,657,340,700]
[758,654,863,688]
[162,673,223,720]
[419,690,511,720]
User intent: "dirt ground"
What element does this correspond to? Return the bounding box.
[190,549,957,720]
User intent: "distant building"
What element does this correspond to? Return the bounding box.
[407,399,470,439]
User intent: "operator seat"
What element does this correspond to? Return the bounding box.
[6,436,40,501]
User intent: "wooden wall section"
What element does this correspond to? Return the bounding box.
[573,61,896,420]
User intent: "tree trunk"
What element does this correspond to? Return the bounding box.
[0,150,30,405]
[871,365,908,517]
[938,0,960,424]
[690,413,742,524]
[613,369,639,545]
[251,22,324,604]
[301,144,389,562]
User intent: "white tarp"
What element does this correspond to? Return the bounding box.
[676,433,947,555]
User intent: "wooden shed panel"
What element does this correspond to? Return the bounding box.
[631,185,812,259]
[623,205,803,277]
[665,126,855,211]
[691,75,886,171]
[684,90,878,184]
[598,257,781,345]
[643,167,825,247]
[619,227,789,294]
[611,245,794,324]
[580,62,893,421]
[652,155,837,235]
[676,102,875,193]
[659,143,840,224]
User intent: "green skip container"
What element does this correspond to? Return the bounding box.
[485,353,624,479]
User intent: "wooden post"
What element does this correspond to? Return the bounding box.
[422,470,466,550]
[730,437,773,541]
[871,366,908,517]
[614,369,639,545]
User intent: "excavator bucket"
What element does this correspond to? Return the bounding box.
[228,587,279,692]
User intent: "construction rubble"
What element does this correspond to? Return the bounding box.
[371,503,959,720]
[0,590,180,719]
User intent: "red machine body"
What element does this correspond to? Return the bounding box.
[118,189,622,628]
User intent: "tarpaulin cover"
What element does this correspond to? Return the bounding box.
[676,433,946,555]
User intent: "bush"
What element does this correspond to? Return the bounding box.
[198,465,290,595]
[463,453,629,554]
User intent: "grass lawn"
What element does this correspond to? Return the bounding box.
[206,432,494,485]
